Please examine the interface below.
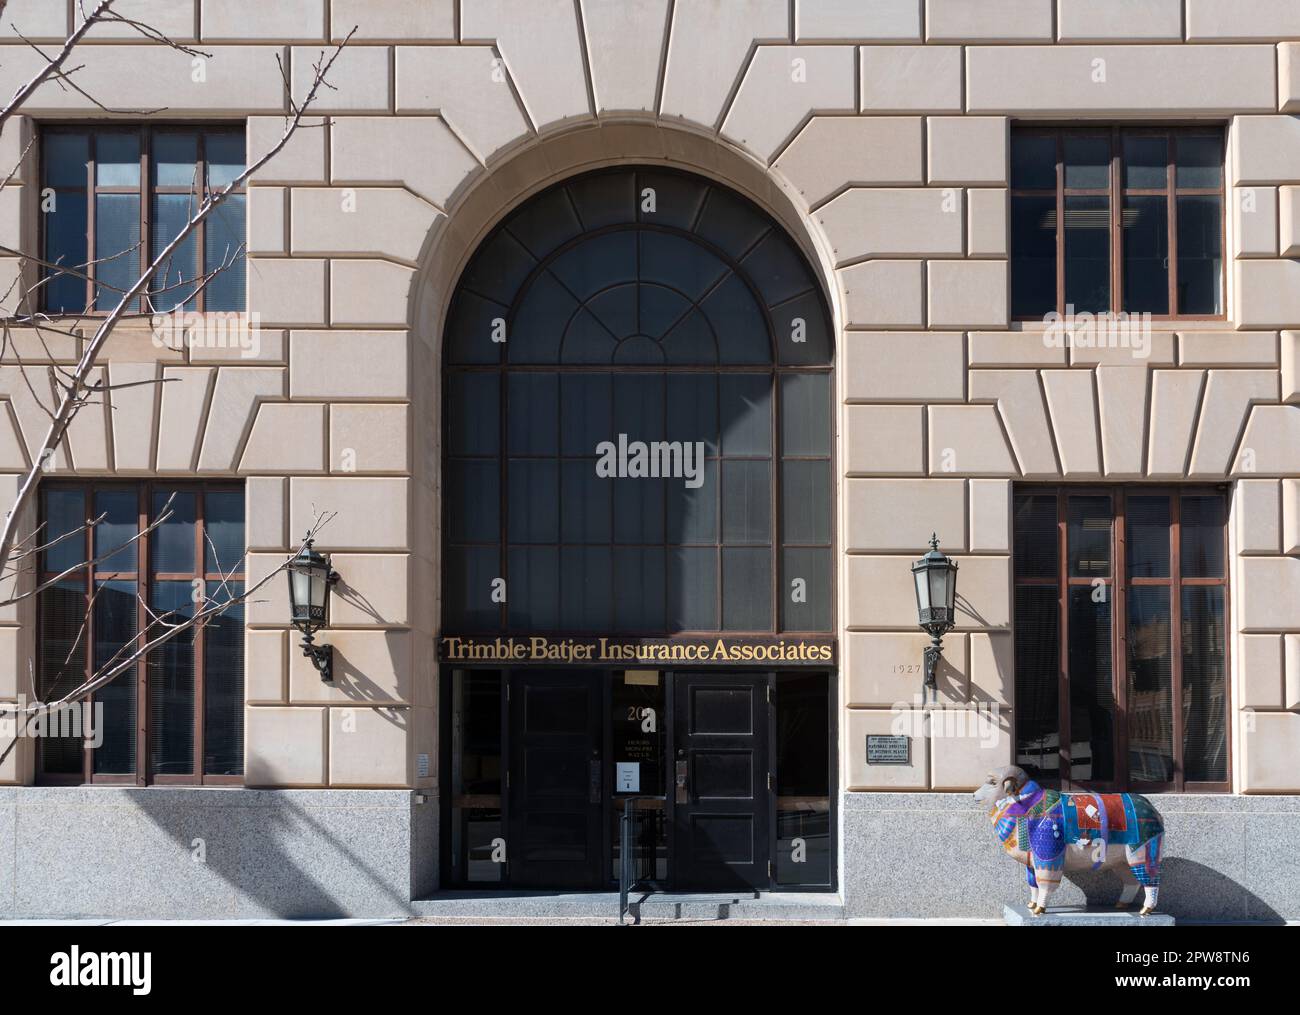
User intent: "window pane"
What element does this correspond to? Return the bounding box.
[1013,492,1057,579]
[204,580,245,775]
[561,460,614,543]
[508,460,559,543]
[92,579,138,775]
[612,373,663,442]
[150,489,196,574]
[44,189,88,312]
[1011,195,1057,318]
[1181,494,1225,578]
[94,193,141,312]
[38,581,88,774]
[1063,135,1111,189]
[148,581,195,776]
[775,673,830,886]
[1122,135,1168,190]
[95,132,140,187]
[1175,135,1223,189]
[1126,495,1170,578]
[1068,586,1114,782]
[719,374,771,456]
[150,192,200,312]
[94,489,138,573]
[781,547,831,632]
[1067,495,1110,578]
[205,131,245,189]
[613,476,663,543]
[558,546,612,630]
[1010,133,1056,190]
[203,490,245,575]
[1176,195,1222,316]
[781,459,830,545]
[44,132,89,188]
[448,461,500,544]
[722,546,771,630]
[721,459,771,544]
[667,547,717,631]
[447,373,499,457]
[507,372,558,455]
[444,547,501,629]
[43,488,86,575]
[666,458,717,544]
[152,132,199,188]
[1127,586,1174,783]
[507,546,559,629]
[1064,195,1110,312]
[781,373,830,457]
[1181,586,1226,783]
[1014,585,1060,781]
[561,373,611,455]
[1121,195,1168,314]
[613,547,665,631]
[204,193,246,310]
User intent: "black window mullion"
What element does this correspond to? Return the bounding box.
[1167,133,1179,316]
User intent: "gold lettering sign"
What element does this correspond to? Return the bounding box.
[438,635,835,666]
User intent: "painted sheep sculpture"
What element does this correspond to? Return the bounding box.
[973,765,1165,917]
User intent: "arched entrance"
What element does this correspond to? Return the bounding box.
[439,167,836,892]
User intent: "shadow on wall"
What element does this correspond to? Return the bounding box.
[1063,860,1284,925]
[3,787,422,919]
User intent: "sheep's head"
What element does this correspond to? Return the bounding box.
[973,765,1029,809]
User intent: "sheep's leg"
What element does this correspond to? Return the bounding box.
[1025,864,1038,908]
[1115,866,1142,909]
[1126,835,1162,916]
[1030,866,1061,914]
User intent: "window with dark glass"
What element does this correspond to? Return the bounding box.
[37,484,245,784]
[1011,128,1224,319]
[41,126,247,314]
[1013,488,1228,791]
[443,167,834,636]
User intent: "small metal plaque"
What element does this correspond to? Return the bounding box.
[866,735,910,766]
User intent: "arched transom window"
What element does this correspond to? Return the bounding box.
[443,167,833,635]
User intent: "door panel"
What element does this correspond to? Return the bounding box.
[508,672,603,888]
[672,672,771,891]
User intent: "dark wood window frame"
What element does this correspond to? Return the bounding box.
[36,481,245,786]
[1013,485,1231,794]
[39,123,247,316]
[1011,126,1227,322]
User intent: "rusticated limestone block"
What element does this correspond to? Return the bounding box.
[846,631,969,707]
[197,367,286,472]
[845,332,965,402]
[582,0,670,113]
[107,363,160,472]
[818,188,964,263]
[776,117,924,207]
[245,629,287,704]
[1147,369,1204,478]
[332,0,456,40]
[927,260,1008,328]
[241,402,327,474]
[926,0,1052,42]
[1188,370,1278,476]
[839,260,925,327]
[1056,0,1183,42]
[1186,0,1300,41]
[1236,479,1283,554]
[1041,369,1100,477]
[844,405,925,475]
[331,117,479,208]
[203,0,325,40]
[969,370,1059,478]
[845,478,968,553]
[245,706,327,787]
[291,630,412,704]
[462,0,592,130]
[660,0,788,126]
[847,709,928,789]
[291,45,390,113]
[1241,713,1300,793]
[329,706,410,787]
[291,188,439,265]
[927,406,1017,476]
[1234,405,1300,476]
[396,47,531,163]
[1096,365,1148,478]
[796,0,921,41]
[860,46,962,112]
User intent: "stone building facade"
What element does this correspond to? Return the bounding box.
[0,0,1298,921]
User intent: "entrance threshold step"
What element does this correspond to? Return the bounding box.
[411,891,844,923]
[1004,903,1175,926]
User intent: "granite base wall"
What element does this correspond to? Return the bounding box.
[0,787,437,919]
[842,792,1300,923]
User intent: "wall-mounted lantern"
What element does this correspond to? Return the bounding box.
[287,535,340,683]
[911,533,958,690]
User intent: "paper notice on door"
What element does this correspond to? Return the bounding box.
[616,762,640,793]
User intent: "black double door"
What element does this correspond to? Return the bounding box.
[506,670,772,891]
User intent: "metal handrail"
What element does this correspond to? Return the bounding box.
[617,795,662,925]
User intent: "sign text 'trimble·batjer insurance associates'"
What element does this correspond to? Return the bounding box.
[438,634,835,666]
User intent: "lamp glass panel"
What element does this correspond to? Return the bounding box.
[913,566,931,612]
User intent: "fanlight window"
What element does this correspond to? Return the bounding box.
[443,167,833,635]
